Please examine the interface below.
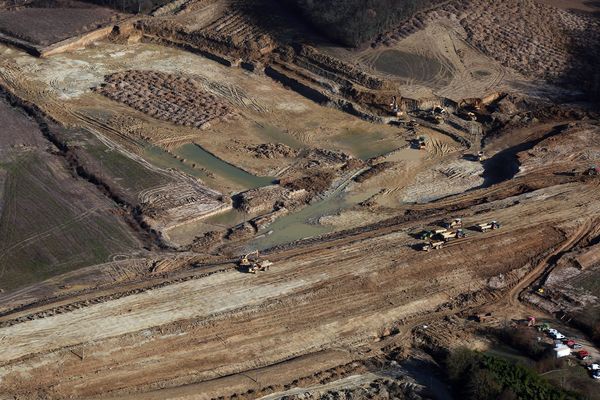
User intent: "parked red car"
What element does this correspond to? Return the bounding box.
[577,350,591,360]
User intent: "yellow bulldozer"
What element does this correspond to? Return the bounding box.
[238,250,273,274]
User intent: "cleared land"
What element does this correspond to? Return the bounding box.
[0,0,598,398]
[0,98,142,291]
[0,1,121,46]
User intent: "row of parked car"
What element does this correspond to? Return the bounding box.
[546,328,599,379]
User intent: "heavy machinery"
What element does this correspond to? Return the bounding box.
[433,106,446,115]
[417,136,427,149]
[476,220,500,232]
[458,109,477,121]
[436,229,466,242]
[418,230,434,240]
[443,218,462,229]
[477,151,485,162]
[418,227,447,240]
[238,250,272,274]
[421,240,444,251]
[389,96,404,117]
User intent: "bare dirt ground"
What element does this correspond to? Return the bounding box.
[0,0,599,398]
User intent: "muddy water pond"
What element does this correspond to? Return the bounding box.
[143,143,275,191]
[173,143,275,189]
[249,189,374,250]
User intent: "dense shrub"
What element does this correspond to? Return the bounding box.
[445,348,581,400]
[285,0,445,46]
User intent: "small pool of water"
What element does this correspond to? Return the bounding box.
[174,143,276,190]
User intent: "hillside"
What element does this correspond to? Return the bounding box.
[287,0,445,46]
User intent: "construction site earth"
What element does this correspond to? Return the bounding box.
[0,0,599,398]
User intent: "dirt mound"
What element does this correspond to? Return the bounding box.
[286,0,445,46]
[281,170,334,194]
[247,142,300,159]
[96,70,238,129]
[233,184,307,214]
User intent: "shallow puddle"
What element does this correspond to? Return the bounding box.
[173,143,276,189]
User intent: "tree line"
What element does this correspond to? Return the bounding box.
[285,0,445,46]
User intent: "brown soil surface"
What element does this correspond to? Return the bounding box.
[97,70,238,129]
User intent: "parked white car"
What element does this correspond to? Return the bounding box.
[548,328,558,335]
[588,363,600,371]
[552,332,566,340]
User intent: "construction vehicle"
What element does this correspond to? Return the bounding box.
[389,96,404,117]
[537,287,545,295]
[477,151,485,162]
[418,227,447,240]
[476,220,500,232]
[537,322,550,332]
[421,240,444,252]
[577,350,591,360]
[458,108,477,121]
[417,136,427,149]
[428,113,443,124]
[436,229,466,242]
[585,165,598,176]
[418,230,434,240]
[238,250,272,274]
[433,106,446,115]
[443,218,462,229]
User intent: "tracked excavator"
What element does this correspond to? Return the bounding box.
[238,250,273,274]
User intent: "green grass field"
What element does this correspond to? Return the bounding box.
[0,152,141,291]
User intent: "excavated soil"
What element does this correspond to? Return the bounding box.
[97,70,238,129]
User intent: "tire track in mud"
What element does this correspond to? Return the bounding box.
[0,174,595,328]
[0,83,169,254]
